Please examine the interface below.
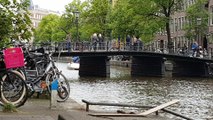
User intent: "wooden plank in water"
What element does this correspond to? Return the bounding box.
[88,113,145,117]
[139,99,180,116]
[88,99,179,117]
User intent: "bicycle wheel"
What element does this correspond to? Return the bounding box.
[45,71,70,102]
[16,69,36,98]
[0,70,28,107]
[16,68,26,80]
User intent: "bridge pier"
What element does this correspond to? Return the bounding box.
[172,60,209,77]
[131,56,165,77]
[79,56,110,77]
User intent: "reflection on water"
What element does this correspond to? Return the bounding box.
[56,62,213,120]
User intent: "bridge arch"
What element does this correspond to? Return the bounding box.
[53,51,213,77]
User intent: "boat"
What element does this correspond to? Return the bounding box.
[67,62,80,70]
[67,56,80,70]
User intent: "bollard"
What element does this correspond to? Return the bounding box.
[50,79,58,109]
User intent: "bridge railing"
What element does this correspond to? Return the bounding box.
[51,41,146,52]
[33,41,212,59]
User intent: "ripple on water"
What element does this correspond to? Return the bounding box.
[57,62,213,120]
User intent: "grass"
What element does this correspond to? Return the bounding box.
[2,103,17,112]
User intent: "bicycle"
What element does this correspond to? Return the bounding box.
[22,46,70,102]
[44,53,70,102]
[0,47,28,107]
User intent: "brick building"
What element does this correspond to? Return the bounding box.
[154,0,213,56]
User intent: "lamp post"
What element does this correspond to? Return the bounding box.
[74,9,80,49]
[196,18,202,44]
[73,10,80,42]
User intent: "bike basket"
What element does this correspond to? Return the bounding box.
[3,47,25,69]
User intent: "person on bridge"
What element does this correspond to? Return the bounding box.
[126,35,131,51]
[66,33,72,53]
[191,41,198,57]
[92,33,98,51]
[98,33,103,50]
[197,46,204,58]
[117,35,121,51]
[135,36,143,51]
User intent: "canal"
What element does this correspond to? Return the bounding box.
[56,62,212,120]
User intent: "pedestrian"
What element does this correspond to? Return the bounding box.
[118,35,121,51]
[133,36,137,51]
[191,41,198,57]
[66,33,71,52]
[126,35,131,50]
[91,33,98,51]
[98,34,103,50]
[197,46,203,58]
[136,36,143,51]
[182,42,187,55]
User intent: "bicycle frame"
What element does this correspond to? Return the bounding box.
[25,52,57,94]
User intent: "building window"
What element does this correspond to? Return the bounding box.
[178,17,181,31]
[35,22,38,27]
[170,19,174,33]
[181,17,184,30]
[175,18,178,32]
[33,22,36,27]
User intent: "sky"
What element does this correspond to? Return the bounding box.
[32,0,73,12]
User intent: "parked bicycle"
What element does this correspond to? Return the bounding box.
[22,44,70,102]
[0,47,28,107]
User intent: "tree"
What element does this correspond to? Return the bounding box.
[35,0,89,43]
[63,0,89,41]
[110,0,133,39]
[34,14,61,43]
[110,0,164,42]
[146,0,183,53]
[185,0,209,42]
[82,0,110,40]
[63,0,110,41]
[124,0,182,52]
[0,0,33,47]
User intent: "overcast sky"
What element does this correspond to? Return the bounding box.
[32,0,73,12]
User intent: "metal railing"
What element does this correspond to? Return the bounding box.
[33,41,212,59]
[52,41,144,52]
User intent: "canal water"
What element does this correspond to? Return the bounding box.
[56,62,212,120]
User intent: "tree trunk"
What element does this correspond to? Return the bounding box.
[166,21,173,53]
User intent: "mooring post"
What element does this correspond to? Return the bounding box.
[50,79,58,109]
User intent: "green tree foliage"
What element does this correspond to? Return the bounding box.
[33,0,190,47]
[85,0,109,37]
[144,0,183,52]
[62,0,110,41]
[185,0,209,40]
[110,0,165,42]
[109,0,133,39]
[63,0,88,41]
[34,14,62,43]
[0,0,33,47]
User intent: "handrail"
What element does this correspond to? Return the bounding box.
[33,41,212,60]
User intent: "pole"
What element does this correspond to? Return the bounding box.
[50,79,58,109]
[76,16,80,51]
[77,18,79,42]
